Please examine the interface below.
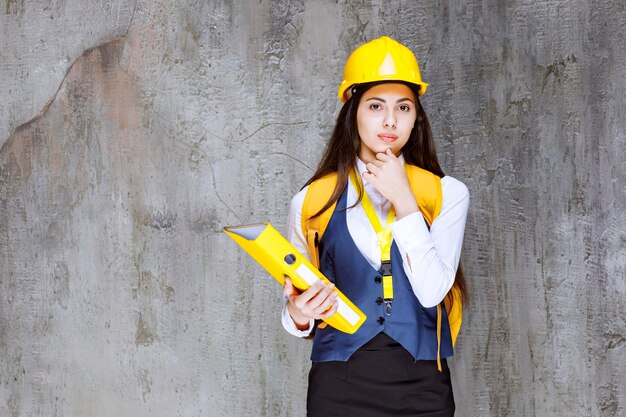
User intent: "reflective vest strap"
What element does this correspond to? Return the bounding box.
[302,173,338,264]
[436,304,443,372]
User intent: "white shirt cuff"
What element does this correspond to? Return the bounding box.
[281,297,314,337]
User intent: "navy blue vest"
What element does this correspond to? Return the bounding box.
[311,186,454,362]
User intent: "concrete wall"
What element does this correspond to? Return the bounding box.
[1,0,624,416]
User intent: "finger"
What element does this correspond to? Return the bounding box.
[283,277,297,297]
[297,280,327,305]
[385,147,397,157]
[361,171,379,187]
[307,282,336,308]
[376,149,394,161]
[318,281,336,298]
[302,282,335,314]
[368,159,385,169]
[306,282,336,311]
[365,162,382,176]
[318,300,339,319]
[312,289,338,315]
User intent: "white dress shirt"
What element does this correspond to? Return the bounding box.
[281,155,470,337]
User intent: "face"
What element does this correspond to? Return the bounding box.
[356,83,417,164]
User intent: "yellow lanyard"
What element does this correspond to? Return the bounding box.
[349,169,395,315]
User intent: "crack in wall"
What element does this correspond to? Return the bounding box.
[1,0,137,156]
[239,121,310,143]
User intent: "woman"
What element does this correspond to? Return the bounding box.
[281,36,469,417]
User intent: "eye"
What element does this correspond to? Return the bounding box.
[399,104,411,112]
[369,103,382,110]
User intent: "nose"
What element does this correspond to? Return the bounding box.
[383,112,396,129]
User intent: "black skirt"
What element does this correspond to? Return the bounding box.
[307,333,455,417]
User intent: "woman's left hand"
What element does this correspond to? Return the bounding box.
[362,148,419,220]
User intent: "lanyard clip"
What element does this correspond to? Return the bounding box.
[381,260,392,276]
[384,299,393,316]
[381,261,393,316]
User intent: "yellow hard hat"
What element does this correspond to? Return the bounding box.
[337,36,428,102]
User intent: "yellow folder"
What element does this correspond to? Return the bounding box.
[224,222,366,334]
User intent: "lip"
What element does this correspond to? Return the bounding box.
[378,134,398,142]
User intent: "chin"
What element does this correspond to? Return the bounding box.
[379,144,398,153]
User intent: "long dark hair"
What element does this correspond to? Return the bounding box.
[304,80,469,305]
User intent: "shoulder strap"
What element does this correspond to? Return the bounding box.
[444,285,462,346]
[301,173,339,268]
[405,165,461,369]
[407,166,462,353]
[405,164,443,225]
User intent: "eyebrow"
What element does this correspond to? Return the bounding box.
[365,97,415,104]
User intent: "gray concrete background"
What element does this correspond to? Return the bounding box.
[1,0,624,416]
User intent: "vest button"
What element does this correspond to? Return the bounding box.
[376,297,383,305]
[374,275,382,284]
[377,316,385,325]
